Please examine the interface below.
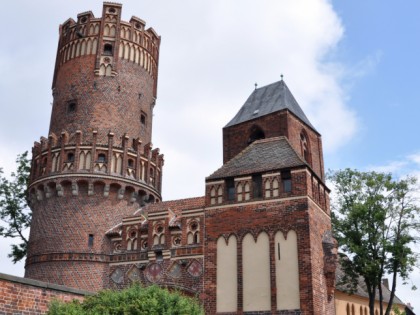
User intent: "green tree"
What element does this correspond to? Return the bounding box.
[0,151,31,263]
[329,169,419,315]
[47,284,204,315]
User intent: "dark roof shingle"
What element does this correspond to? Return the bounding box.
[335,265,405,305]
[207,136,306,180]
[225,80,316,131]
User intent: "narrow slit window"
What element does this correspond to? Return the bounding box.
[128,159,134,168]
[226,178,235,201]
[252,174,262,199]
[88,234,94,247]
[67,152,75,163]
[282,170,292,193]
[140,113,147,127]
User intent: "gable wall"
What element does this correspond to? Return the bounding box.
[222,111,288,163]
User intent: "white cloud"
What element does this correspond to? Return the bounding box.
[408,153,420,165]
[368,160,409,174]
[350,50,383,78]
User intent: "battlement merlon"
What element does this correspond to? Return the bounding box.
[52,2,161,92]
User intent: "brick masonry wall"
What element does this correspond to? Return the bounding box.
[49,56,156,146]
[204,171,334,314]
[25,180,141,291]
[0,273,91,315]
[222,111,324,180]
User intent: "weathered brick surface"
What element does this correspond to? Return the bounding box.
[0,273,90,315]
[223,111,325,180]
[24,4,337,315]
[203,169,334,314]
[50,56,156,146]
[26,4,163,292]
[25,181,142,291]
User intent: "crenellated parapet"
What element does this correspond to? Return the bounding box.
[30,129,164,200]
[53,3,160,95]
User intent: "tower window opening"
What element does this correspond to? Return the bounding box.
[66,152,75,163]
[247,125,265,145]
[155,250,163,262]
[226,178,235,201]
[104,43,113,55]
[128,159,134,168]
[193,233,199,244]
[282,170,292,193]
[88,234,94,247]
[140,113,147,126]
[300,131,311,163]
[67,102,77,113]
[252,174,262,199]
[97,153,106,163]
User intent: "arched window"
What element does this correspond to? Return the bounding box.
[193,233,199,244]
[300,131,311,163]
[247,125,265,145]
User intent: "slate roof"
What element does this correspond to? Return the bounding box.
[207,136,307,180]
[335,265,405,305]
[143,196,205,214]
[225,79,316,131]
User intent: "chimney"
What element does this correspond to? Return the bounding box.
[382,278,389,290]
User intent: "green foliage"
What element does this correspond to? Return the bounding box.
[0,151,31,263]
[329,169,420,315]
[47,284,204,315]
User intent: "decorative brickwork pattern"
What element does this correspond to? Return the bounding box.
[25,3,163,292]
[24,3,338,314]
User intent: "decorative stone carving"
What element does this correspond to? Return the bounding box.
[187,260,203,277]
[111,268,124,284]
[145,263,162,283]
[127,265,141,283]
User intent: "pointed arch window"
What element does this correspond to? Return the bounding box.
[300,131,311,163]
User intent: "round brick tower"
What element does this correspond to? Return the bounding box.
[25,3,163,291]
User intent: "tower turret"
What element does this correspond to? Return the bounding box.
[25,3,164,291]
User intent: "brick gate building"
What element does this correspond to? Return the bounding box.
[25,3,338,314]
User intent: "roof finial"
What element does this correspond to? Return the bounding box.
[255,83,258,90]
[281,74,284,81]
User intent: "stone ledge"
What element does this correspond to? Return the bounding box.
[0,272,93,296]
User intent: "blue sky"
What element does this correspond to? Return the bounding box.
[329,1,420,173]
[0,0,419,311]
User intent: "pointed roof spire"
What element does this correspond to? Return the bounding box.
[225,79,316,132]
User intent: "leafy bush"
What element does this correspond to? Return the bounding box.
[48,284,204,315]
